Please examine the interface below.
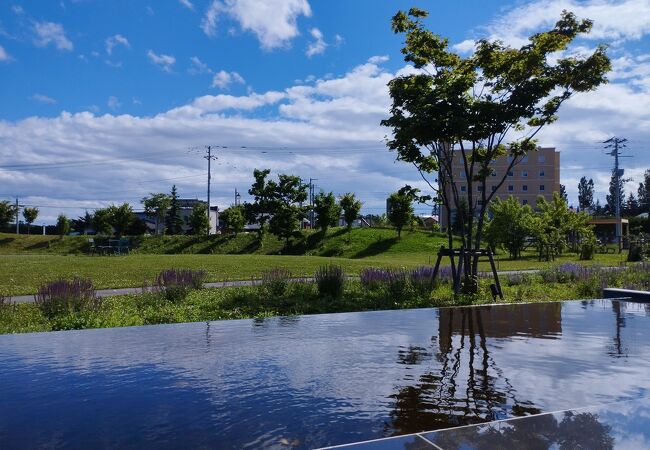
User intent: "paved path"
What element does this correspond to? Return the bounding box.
[8,270,542,304]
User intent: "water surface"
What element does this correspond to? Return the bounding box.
[1,300,649,449]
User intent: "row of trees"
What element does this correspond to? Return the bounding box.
[219,169,363,244]
[485,193,594,260]
[577,169,650,216]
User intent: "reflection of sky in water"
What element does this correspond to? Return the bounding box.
[0,300,649,449]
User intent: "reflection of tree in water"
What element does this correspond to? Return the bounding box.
[608,301,628,358]
[387,304,563,435]
[433,411,614,450]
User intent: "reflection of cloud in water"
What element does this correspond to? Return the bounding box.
[1,300,650,448]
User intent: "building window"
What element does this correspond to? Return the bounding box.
[540,185,545,191]
[522,171,528,177]
[508,185,514,192]
[522,155,529,163]
[477,185,483,192]
[460,171,466,178]
[523,199,529,205]
[523,185,528,191]
[508,170,514,177]
[539,170,545,177]
[491,170,497,177]
[491,186,497,192]
[538,155,546,163]
[460,185,466,192]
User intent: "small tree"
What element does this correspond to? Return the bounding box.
[340,192,362,242]
[264,173,307,247]
[165,185,184,235]
[638,170,650,214]
[221,205,246,235]
[0,201,17,231]
[107,203,134,237]
[387,186,419,238]
[142,193,171,235]
[188,203,210,235]
[22,207,39,234]
[56,214,70,238]
[248,169,277,237]
[578,177,595,211]
[485,197,532,259]
[313,191,341,234]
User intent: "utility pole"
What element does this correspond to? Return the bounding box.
[309,178,318,229]
[604,137,631,253]
[15,198,23,235]
[204,146,218,235]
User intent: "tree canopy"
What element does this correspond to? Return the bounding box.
[313,191,341,233]
[382,7,610,292]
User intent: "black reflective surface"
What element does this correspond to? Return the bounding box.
[1,300,650,449]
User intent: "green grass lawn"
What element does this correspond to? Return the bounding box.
[0,228,629,296]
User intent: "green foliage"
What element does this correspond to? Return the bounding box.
[188,203,210,235]
[382,7,611,291]
[165,185,184,235]
[92,208,113,235]
[22,207,39,233]
[340,192,362,240]
[578,177,595,211]
[220,205,246,235]
[142,192,171,235]
[580,235,597,260]
[260,268,292,297]
[313,191,341,233]
[56,214,71,237]
[486,196,533,259]
[106,203,134,237]
[387,186,419,238]
[0,201,17,231]
[314,265,345,299]
[638,170,650,214]
[269,174,308,246]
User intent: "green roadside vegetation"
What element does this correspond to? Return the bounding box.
[2,263,647,335]
[0,228,627,296]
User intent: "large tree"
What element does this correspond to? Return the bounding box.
[92,208,113,235]
[381,8,610,293]
[142,193,171,235]
[268,173,308,246]
[605,169,630,216]
[578,176,594,211]
[485,196,533,260]
[248,169,277,235]
[313,191,341,234]
[22,207,39,234]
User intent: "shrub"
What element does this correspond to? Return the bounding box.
[314,265,345,299]
[34,278,99,319]
[260,268,292,297]
[409,266,435,296]
[579,237,596,260]
[154,268,207,303]
[628,243,644,262]
[359,268,391,291]
[503,272,532,287]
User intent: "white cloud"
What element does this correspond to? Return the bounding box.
[30,94,57,104]
[107,96,121,110]
[188,56,212,75]
[0,45,9,62]
[33,21,73,51]
[478,0,650,48]
[306,27,326,57]
[201,0,312,49]
[367,55,389,65]
[334,34,344,47]
[452,39,476,54]
[11,5,24,15]
[105,34,130,55]
[147,50,176,72]
[211,70,245,89]
[179,0,195,11]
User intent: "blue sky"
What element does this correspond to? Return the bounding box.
[1,0,650,223]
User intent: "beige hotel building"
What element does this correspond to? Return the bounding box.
[439,147,561,228]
